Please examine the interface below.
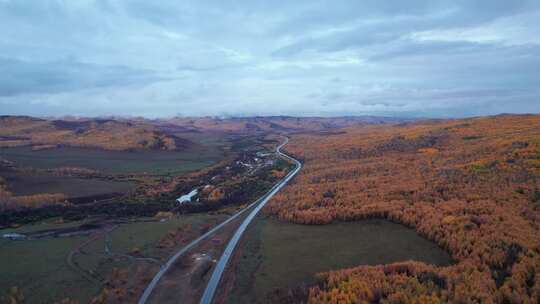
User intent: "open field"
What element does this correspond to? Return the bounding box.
[1,171,134,197]
[105,213,227,257]
[0,235,96,303]
[226,216,452,303]
[0,144,224,175]
[0,212,230,303]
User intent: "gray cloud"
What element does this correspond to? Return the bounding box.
[0,57,163,96]
[0,0,539,118]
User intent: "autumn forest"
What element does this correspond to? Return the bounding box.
[266,114,540,303]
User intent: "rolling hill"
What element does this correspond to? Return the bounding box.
[157,116,414,134]
[0,116,189,151]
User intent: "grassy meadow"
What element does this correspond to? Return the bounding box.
[227,216,452,303]
[0,213,228,303]
[0,144,224,175]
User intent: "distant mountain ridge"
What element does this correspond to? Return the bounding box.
[156,115,415,133]
[0,115,415,151]
[0,116,188,151]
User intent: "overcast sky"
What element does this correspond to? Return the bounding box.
[1,0,539,118]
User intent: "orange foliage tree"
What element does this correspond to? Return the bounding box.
[266,115,540,303]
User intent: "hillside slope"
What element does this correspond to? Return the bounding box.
[0,116,188,151]
[267,114,540,303]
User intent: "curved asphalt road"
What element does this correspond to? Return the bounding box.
[138,137,301,304]
[199,137,302,304]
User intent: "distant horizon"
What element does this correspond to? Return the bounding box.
[2,112,538,121]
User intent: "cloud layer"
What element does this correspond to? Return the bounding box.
[1,0,539,117]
